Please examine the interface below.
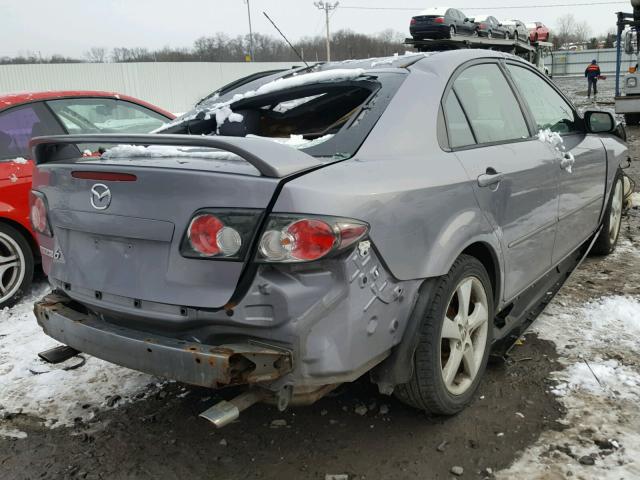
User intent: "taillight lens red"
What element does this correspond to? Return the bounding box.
[258,215,369,263]
[480,23,487,29]
[30,191,52,236]
[434,17,445,24]
[410,18,417,25]
[287,219,336,261]
[181,209,261,260]
[188,214,226,256]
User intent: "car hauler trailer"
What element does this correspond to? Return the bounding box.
[615,0,640,124]
[405,36,553,76]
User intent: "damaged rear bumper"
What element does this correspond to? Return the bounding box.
[33,293,292,388]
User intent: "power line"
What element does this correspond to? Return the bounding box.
[339,1,627,10]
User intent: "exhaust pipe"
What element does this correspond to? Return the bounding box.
[199,389,268,428]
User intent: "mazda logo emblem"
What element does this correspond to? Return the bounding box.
[90,183,111,210]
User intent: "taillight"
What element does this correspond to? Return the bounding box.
[258,215,368,263]
[434,17,445,24]
[30,191,52,236]
[410,17,417,25]
[181,209,261,260]
[480,23,487,29]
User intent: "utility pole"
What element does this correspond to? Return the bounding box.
[245,0,254,61]
[314,1,339,61]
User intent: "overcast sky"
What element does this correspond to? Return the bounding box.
[0,0,629,58]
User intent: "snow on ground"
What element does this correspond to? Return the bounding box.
[0,282,160,436]
[497,248,640,478]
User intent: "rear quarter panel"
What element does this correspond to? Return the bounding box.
[0,160,34,235]
[272,64,504,286]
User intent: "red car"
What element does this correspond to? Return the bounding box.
[0,91,174,307]
[527,22,550,42]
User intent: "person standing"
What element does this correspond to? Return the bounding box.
[585,59,601,99]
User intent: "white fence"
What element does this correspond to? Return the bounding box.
[546,48,636,77]
[0,62,303,114]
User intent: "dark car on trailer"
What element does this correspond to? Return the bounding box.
[410,7,477,39]
[470,15,509,39]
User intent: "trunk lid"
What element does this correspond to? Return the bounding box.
[32,134,322,309]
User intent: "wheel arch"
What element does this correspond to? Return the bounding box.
[460,241,501,308]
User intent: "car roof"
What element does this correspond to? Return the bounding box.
[417,7,453,15]
[0,90,175,118]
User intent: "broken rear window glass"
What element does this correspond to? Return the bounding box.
[158,69,407,159]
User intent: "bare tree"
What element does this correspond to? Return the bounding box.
[85,47,107,63]
[555,13,576,49]
[574,21,591,43]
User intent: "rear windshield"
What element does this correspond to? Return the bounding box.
[158,69,406,160]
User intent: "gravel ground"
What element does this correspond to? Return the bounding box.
[0,76,639,480]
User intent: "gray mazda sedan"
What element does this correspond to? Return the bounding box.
[30,50,626,425]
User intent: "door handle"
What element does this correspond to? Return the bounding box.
[477,168,504,188]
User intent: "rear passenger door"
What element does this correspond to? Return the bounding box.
[505,63,607,264]
[442,61,561,301]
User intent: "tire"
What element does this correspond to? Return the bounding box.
[472,29,479,37]
[514,32,519,42]
[487,30,493,39]
[591,169,624,256]
[0,223,34,308]
[624,113,640,125]
[449,25,456,38]
[395,254,494,415]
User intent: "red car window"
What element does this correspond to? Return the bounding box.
[0,103,63,160]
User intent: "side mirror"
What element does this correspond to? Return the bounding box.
[464,18,470,22]
[624,30,635,55]
[584,110,616,133]
[498,23,503,26]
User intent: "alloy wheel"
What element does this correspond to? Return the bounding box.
[440,276,489,396]
[0,232,26,304]
[609,179,623,244]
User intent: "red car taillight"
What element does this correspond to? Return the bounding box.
[480,23,487,29]
[434,17,445,24]
[410,17,417,25]
[30,191,52,236]
[258,215,368,263]
[181,209,261,260]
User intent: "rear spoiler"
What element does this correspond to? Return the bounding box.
[30,134,323,178]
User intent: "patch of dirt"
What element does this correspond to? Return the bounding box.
[0,335,561,480]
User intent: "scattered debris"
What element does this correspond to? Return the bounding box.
[436,440,448,452]
[270,419,287,428]
[578,455,595,466]
[219,439,228,447]
[379,404,389,415]
[450,465,464,476]
[354,405,368,416]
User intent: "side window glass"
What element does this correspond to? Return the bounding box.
[507,65,577,134]
[443,93,476,148]
[453,63,530,144]
[0,103,62,160]
[46,98,169,134]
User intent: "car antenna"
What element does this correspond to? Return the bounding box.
[263,11,310,68]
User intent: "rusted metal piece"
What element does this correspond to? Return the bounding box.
[33,294,292,389]
[263,384,340,407]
